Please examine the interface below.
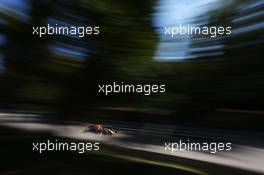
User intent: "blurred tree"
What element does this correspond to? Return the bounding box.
[0,0,159,117]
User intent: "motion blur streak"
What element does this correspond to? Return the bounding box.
[0,0,264,175]
[153,0,263,60]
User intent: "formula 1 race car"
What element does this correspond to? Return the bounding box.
[85,124,117,135]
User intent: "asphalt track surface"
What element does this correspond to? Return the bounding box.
[0,113,264,175]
